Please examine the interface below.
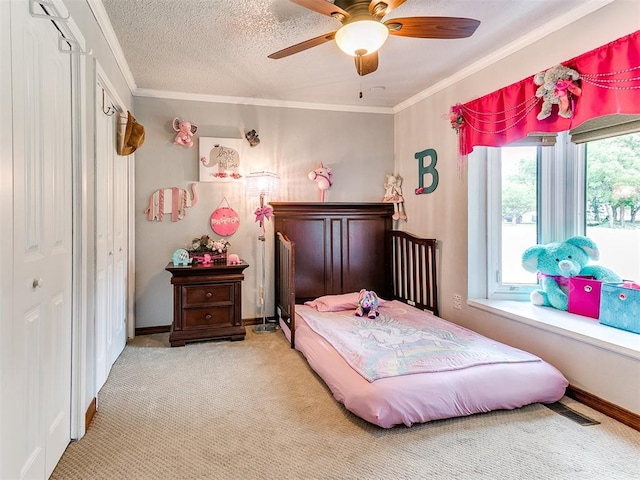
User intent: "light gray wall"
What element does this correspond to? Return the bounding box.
[394,0,640,413]
[133,97,394,328]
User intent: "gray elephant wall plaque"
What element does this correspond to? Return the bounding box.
[199,137,244,182]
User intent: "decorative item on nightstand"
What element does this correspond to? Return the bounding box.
[185,234,230,264]
[246,171,280,333]
[171,248,192,266]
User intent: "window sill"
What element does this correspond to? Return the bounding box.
[468,299,640,361]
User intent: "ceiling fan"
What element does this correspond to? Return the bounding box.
[268,0,480,76]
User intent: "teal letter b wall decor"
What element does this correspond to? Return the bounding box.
[415,148,439,195]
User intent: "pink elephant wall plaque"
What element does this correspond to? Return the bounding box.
[144,183,198,222]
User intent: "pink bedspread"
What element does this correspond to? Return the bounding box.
[301,304,540,381]
[281,301,568,428]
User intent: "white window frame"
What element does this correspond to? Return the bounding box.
[478,132,587,301]
[468,127,640,362]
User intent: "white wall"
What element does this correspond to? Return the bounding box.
[393,0,640,414]
[133,96,394,328]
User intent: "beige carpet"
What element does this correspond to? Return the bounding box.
[52,329,640,480]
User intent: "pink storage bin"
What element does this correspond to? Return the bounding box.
[568,276,602,319]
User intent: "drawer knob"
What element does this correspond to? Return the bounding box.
[205,314,212,320]
[206,292,213,298]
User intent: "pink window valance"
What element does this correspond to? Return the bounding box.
[454,29,640,157]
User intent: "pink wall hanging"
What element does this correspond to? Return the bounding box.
[144,183,198,222]
[210,198,240,236]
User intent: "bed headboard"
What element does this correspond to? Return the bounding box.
[272,202,439,348]
[271,202,394,302]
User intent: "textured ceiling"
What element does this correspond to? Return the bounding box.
[100,0,599,110]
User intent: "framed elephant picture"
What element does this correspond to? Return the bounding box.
[199,137,244,182]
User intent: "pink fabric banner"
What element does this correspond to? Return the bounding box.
[457,30,640,155]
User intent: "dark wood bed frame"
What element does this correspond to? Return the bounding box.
[271,202,438,348]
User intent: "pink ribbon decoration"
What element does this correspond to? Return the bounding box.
[254,205,273,224]
[554,79,582,116]
[448,103,464,133]
[538,272,571,289]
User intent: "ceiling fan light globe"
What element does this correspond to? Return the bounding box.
[335,20,389,57]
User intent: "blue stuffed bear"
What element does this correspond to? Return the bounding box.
[521,236,621,311]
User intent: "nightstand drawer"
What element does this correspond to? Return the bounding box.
[183,306,234,329]
[182,284,233,307]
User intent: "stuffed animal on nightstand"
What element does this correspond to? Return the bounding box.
[521,236,621,311]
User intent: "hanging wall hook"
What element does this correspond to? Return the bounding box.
[58,36,92,56]
[102,89,116,116]
[30,0,70,21]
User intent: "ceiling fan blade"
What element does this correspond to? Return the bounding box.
[291,0,349,19]
[355,52,379,76]
[385,17,480,39]
[268,32,336,59]
[369,0,406,17]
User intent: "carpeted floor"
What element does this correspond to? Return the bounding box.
[52,329,640,480]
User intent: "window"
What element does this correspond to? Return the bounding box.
[482,130,640,300]
[485,134,582,299]
[496,146,537,286]
[585,132,640,281]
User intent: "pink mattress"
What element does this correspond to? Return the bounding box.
[280,301,568,428]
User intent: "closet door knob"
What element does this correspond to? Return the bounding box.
[32,278,44,289]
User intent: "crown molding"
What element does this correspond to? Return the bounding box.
[133,88,394,115]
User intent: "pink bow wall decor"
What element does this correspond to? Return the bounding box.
[254,205,273,238]
[254,205,273,224]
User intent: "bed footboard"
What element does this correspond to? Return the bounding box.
[276,232,296,348]
[389,231,439,317]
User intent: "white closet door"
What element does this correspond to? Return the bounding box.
[95,83,127,392]
[94,85,113,391]
[9,1,72,478]
[110,111,128,366]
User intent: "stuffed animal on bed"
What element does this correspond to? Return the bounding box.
[355,289,380,319]
[521,236,621,311]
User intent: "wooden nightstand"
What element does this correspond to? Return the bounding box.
[165,261,249,347]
